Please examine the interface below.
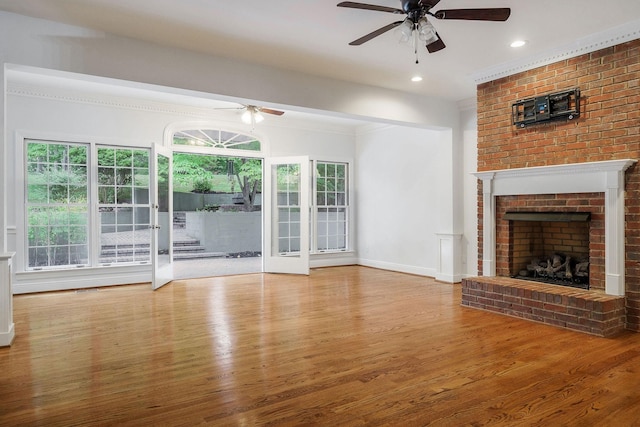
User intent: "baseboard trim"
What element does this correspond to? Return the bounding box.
[0,323,15,347]
[357,258,437,278]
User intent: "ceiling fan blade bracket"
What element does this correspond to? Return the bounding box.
[418,0,441,9]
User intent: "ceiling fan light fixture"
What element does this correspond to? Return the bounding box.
[417,18,437,43]
[241,106,266,125]
[411,75,423,82]
[395,18,414,44]
[510,40,527,48]
[241,109,253,124]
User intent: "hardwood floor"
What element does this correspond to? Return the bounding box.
[2,266,640,426]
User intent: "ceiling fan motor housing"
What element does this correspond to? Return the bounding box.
[402,0,425,21]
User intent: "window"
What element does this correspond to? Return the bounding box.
[313,161,349,252]
[24,140,151,271]
[173,129,261,152]
[97,147,151,264]
[26,140,89,269]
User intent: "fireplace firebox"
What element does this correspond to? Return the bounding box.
[505,211,591,289]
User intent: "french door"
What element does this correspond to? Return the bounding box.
[264,156,310,275]
[151,144,173,290]
[151,151,308,283]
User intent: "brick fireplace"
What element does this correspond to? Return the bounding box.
[462,160,635,336]
[468,39,640,333]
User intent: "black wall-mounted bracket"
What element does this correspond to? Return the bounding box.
[512,88,580,128]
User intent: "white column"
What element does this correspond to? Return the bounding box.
[0,253,14,347]
[475,173,496,276]
[605,170,626,296]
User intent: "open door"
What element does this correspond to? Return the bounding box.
[152,144,173,289]
[264,156,310,275]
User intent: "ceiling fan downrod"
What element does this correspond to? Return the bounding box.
[414,29,420,64]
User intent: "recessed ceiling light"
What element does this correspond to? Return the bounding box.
[510,40,527,48]
[411,76,423,82]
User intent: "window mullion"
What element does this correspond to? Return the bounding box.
[89,141,100,267]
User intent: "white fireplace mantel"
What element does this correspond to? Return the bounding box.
[473,159,637,296]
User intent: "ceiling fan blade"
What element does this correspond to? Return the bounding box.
[426,33,446,53]
[349,21,404,45]
[419,0,441,9]
[433,8,511,21]
[259,108,285,116]
[337,1,403,14]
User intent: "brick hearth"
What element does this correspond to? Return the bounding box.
[461,277,626,337]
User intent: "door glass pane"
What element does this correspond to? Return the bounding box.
[273,164,301,256]
[157,153,171,266]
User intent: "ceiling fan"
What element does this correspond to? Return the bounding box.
[337,0,510,56]
[215,104,285,125]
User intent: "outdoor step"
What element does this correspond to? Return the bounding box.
[173,252,226,260]
[100,248,151,257]
[99,251,226,263]
[173,245,206,253]
[100,243,150,250]
[99,256,151,264]
[101,241,200,253]
[173,240,201,247]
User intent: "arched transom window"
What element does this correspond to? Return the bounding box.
[173,129,261,152]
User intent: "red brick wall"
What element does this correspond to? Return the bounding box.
[476,40,640,330]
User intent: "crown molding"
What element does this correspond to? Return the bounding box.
[471,20,640,84]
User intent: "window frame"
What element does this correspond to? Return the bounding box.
[24,139,91,270]
[21,138,153,272]
[310,159,352,255]
[96,146,152,266]
[166,122,265,159]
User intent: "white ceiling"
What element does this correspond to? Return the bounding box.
[1,0,639,104]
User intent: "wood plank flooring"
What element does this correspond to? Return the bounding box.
[2,266,640,426]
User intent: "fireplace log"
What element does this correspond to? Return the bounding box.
[565,257,573,279]
[575,261,589,277]
[545,259,555,275]
[553,257,571,273]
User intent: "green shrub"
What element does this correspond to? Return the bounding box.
[192,179,211,193]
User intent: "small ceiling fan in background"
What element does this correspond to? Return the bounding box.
[215,104,285,125]
[337,0,510,60]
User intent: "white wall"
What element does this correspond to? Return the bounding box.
[0,9,477,292]
[0,9,463,253]
[356,124,454,277]
[5,81,359,292]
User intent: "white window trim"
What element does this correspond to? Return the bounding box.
[164,121,268,159]
[309,157,354,256]
[14,131,154,276]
